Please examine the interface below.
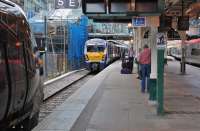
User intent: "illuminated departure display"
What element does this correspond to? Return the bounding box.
[82,0,163,15]
[109,0,131,14]
[178,16,189,31]
[158,15,172,32]
[82,0,106,14]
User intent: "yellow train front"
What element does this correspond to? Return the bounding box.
[84,39,106,71]
[84,38,128,71]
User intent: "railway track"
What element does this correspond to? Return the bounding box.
[39,74,95,122]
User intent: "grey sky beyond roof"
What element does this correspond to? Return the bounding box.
[29,8,83,22]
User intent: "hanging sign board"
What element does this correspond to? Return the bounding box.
[177,16,189,31]
[157,33,166,50]
[55,0,80,9]
[132,17,146,27]
[158,15,172,32]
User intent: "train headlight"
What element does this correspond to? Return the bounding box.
[102,54,105,60]
[85,55,89,61]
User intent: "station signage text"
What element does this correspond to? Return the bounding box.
[132,17,146,27]
[55,0,79,9]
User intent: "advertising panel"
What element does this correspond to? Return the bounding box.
[157,33,166,50]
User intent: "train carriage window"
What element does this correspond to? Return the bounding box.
[191,48,200,56]
[0,39,9,120]
[6,31,27,111]
[18,19,36,77]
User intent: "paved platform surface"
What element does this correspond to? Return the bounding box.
[164,61,200,114]
[34,60,200,131]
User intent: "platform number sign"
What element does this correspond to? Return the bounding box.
[132,17,146,27]
[55,0,79,9]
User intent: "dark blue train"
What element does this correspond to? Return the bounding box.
[0,0,44,130]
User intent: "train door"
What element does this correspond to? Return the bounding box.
[106,42,111,64]
[0,30,9,121]
[23,38,38,105]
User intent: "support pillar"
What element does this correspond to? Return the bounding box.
[157,49,165,115]
[181,40,186,74]
[44,16,48,78]
[178,31,187,75]
[138,27,143,53]
[149,27,158,102]
[134,27,143,55]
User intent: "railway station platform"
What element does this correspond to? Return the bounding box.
[33,60,200,131]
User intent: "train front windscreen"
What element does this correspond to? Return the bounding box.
[87,45,105,52]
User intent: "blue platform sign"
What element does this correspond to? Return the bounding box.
[132,17,146,27]
[55,0,79,9]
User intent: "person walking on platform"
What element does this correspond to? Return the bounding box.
[139,45,151,93]
[128,47,135,73]
[135,48,142,79]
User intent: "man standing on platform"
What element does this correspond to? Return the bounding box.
[139,45,151,93]
[128,47,135,73]
[135,48,142,79]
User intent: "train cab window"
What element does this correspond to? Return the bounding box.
[87,46,98,52]
[87,45,105,52]
[98,46,105,52]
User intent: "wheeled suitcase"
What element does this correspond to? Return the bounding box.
[121,57,132,74]
[121,68,131,74]
[121,57,129,68]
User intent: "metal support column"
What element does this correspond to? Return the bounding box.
[149,27,158,102]
[157,49,165,115]
[178,31,187,75]
[62,17,67,73]
[181,40,186,74]
[44,16,48,77]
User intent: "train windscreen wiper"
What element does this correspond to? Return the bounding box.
[0,0,15,7]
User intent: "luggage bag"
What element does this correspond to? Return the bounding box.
[121,57,131,74]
